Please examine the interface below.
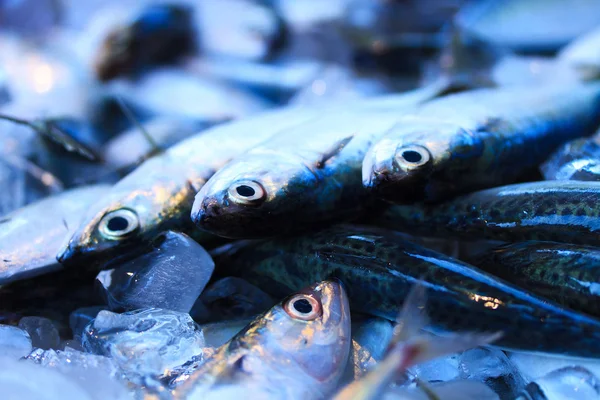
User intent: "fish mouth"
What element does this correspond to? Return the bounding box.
[306,279,348,327]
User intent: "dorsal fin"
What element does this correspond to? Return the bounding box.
[0,113,101,161]
[316,135,354,169]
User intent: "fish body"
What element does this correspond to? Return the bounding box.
[363,83,600,203]
[467,241,600,318]
[214,226,600,357]
[558,25,600,80]
[56,106,324,265]
[192,85,446,239]
[173,280,351,400]
[541,134,600,181]
[0,184,109,285]
[94,3,197,81]
[455,0,600,52]
[372,181,600,246]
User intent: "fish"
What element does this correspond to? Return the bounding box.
[191,84,448,239]
[0,184,109,285]
[558,25,600,80]
[172,280,351,399]
[466,241,600,319]
[56,106,326,265]
[455,0,600,53]
[370,181,600,246]
[333,284,500,400]
[362,83,600,203]
[212,225,600,357]
[94,3,198,81]
[101,116,226,172]
[541,133,600,181]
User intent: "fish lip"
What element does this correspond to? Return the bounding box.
[309,279,347,326]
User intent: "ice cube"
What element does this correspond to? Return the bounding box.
[97,231,214,314]
[410,354,460,383]
[0,325,32,359]
[516,366,600,400]
[0,357,93,400]
[459,347,525,399]
[25,347,131,399]
[509,352,600,382]
[385,379,500,400]
[81,308,205,382]
[18,317,60,350]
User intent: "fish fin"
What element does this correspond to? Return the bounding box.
[390,281,429,346]
[316,135,354,169]
[414,378,441,400]
[114,95,162,156]
[387,282,502,370]
[0,153,64,192]
[43,120,102,161]
[0,113,100,161]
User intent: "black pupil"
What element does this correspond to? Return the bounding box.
[293,298,313,314]
[402,150,423,163]
[236,185,256,197]
[107,216,129,231]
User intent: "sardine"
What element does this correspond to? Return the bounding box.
[0,184,109,285]
[173,280,351,399]
[94,3,197,81]
[455,0,600,52]
[56,106,325,265]
[334,284,500,400]
[558,26,600,80]
[466,241,600,319]
[191,84,447,239]
[362,83,600,203]
[371,181,600,246]
[213,226,600,357]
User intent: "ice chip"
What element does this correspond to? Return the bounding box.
[0,325,32,359]
[459,347,526,399]
[98,231,214,314]
[517,366,600,400]
[82,308,205,382]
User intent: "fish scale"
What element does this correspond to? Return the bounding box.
[213,226,600,358]
[372,181,600,246]
[467,241,600,319]
[363,83,600,203]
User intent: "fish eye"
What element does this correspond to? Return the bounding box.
[99,209,139,239]
[395,145,431,169]
[227,180,266,205]
[284,294,321,321]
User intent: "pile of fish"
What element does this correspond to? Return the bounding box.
[4,0,600,399]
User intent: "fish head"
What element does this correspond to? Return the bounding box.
[191,151,319,238]
[363,118,478,202]
[235,280,351,389]
[57,164,197,265]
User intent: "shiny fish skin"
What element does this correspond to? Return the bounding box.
[173,280,351,400]
[558,25,600,80]
[541,135,600,181]
[56,106,324,265]
[0,184,109,285]
[466,241,600,319]
[455,0,600,52]
[213,226,600,357]
[362,83,600,203]
[191,85,446,239]
[371,181,600,246]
